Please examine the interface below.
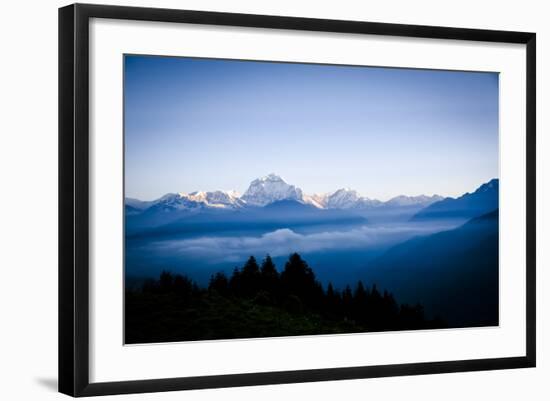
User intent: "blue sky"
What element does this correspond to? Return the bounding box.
[124,55,499,201]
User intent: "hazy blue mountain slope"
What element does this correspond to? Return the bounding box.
[364,210,499,327]
[411,179,498,221]
[125,204,143,216]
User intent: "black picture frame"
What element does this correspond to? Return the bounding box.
[59,3,536,397]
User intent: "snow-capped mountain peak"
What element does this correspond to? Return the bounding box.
[146,192,199,212]
[241,174,304,207]
[302,193,327,209]
[178,190,245,209]
[139,190,245,212]
[319,188,383,209]
[260,173,285,182]
[324,188,361,209]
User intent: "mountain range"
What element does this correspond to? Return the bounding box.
[125,173,445,214]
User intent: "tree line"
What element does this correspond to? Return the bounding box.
[136,252,444,334]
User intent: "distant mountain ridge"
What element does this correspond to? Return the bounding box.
[411,179,499,221]
[126,174,446,214]
[128,198,369,239]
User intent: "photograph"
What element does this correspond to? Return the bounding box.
[123,54,500,344]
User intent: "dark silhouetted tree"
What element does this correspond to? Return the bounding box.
[341,285,353,318]
[209,272,229,296]
[173,274,195,301]
[243,256,260,275]
[280,253,324,309]
[352,281,368,322]
[260,254,279,298]
[238,256,261,297]
[260,254,278,279]
[229,267,242,296]
[382,290,399,321]
[365,283,383,327]
[325,282,341,316]
[159,271,174,292]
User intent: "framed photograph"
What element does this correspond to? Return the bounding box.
[59,3,536,397]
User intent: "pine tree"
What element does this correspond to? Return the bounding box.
[355,281,367,300]
[341,285,353,318]
[242,256,260,276]
[174,274,194,300]
[325,282,341,316]
[209,271,229,296]
[239,256,261,297]
[229,267,242,296]
[379,290,399,329]
[159,271,174,293]
[367,284,384,328]
[280,253,323,307]
[260,254,279,296]
[260,254,277,277]
[352,280,368,322]
[326,282,335,299]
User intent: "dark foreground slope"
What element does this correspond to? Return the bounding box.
[365,210,499,327]
[125,253,445,344]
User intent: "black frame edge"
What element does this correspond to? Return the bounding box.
[525,33,536,368]
[59,3,92,397]
[74,1,92,396]
[58,4,76,397]
[59,3,536,397]
[74,2,534,42]
[79,357,531,397]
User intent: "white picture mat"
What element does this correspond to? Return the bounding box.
[89,18,527,383]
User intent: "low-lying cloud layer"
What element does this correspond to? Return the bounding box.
[152,222,457,264]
